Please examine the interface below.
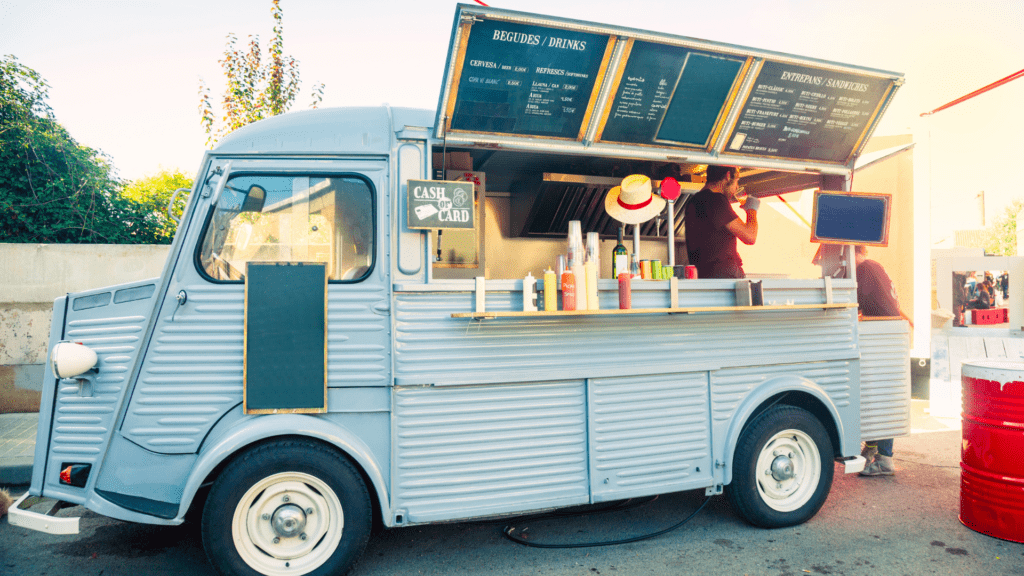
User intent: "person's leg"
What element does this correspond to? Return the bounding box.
[875,438,893,457]
[860,438,894,476]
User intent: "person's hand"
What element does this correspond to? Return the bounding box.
[742,195,760,211]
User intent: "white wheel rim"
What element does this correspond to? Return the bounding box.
[754,428,821,512]
[232,472,344,576]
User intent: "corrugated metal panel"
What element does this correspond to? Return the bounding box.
[394,287,858,386]
[124,282,392,453]
[393,381,589,522]
[711,361,855,424]
[589,372,713,500]
[327,286,390,386]
[859,323,911,441]
[123,284,244,452]
[48,312,146,479]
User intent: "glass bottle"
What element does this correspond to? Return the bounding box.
[612,225,628,280]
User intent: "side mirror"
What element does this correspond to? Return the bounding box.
[241,185,266,212]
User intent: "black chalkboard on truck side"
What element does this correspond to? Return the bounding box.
[244,262,327,414]
[810,190,891,246]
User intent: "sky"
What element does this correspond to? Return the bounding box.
[2,0,1022,243]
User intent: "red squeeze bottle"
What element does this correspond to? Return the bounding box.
[618,273,631,310]
[561,270,577,311]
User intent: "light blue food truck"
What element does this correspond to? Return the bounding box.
[11,5,911,576]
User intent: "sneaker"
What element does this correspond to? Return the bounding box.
[861,443,878,462]
[860,454,895,476]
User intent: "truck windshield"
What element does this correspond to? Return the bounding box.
[197,174,374,282]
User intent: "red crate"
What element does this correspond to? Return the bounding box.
[971,308,1007,325]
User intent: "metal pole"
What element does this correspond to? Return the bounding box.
[666,200,675,267]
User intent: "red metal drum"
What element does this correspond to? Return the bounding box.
[960,359,1024,543]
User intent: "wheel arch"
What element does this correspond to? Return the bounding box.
[721,375,844,486]
[177,414,389,526]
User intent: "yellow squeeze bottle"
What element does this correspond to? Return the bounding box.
[543,268,557,311]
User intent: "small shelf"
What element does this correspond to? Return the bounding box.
[452,303,857,320]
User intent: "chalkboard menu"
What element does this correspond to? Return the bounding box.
[811,191,891,246]
[449,19,610,139]
[600,41,744,147]
[725,61,892,163]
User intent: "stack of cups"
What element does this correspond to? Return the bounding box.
[567,221,587,310]
[585,232,600,310]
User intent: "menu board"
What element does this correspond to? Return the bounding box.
[811,191,891,245]
[449,19,610,139]
[600,41,744,147]
[725,61,892,163]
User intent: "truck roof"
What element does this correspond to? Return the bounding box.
[214,106,435,155]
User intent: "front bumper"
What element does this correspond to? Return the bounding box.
[8,491,81,535]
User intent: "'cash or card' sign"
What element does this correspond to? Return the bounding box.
[407,180,475,230]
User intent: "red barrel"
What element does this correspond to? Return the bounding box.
[960,359,1024,543]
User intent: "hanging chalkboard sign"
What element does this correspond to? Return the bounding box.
[810,190,891,246]
[724,61,893,163]
[447,19,611,139]
[244,262,327,414]
[599,41,744,147]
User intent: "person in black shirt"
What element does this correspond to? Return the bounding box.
[855,244,912,476]
[684,165,759,278]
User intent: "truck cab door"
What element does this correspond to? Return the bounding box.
[120,159,390,454]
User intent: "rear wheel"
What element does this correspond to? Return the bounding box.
[727,405,834,528]
[202,440,371,576]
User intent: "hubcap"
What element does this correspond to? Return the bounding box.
[231,473,344,576]
[770,455,795,481]
[755,429,821,512]
[272,504,307,538]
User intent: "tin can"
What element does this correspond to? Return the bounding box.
[641,260,652,279]
[651,260,662,281]
[684,265,698,279]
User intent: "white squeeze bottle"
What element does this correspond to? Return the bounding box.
[523,272,537,312]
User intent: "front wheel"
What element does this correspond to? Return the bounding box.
[202,440,372,576]
[727,405,834,528]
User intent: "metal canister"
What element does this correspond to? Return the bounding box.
[640,260,652,279]
[960,359,1024,543]
[651,260,662,281]
[684,265,698,279]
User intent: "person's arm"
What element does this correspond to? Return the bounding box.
[725,197,759,245]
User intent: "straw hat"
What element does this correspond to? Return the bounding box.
[604,174,666,224]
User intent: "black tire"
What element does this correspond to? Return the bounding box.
[726,405,834,528]
[201,439,372,576]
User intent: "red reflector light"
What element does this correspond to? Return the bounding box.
[60,465,73,484]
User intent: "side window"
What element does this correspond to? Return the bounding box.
[198,174,374,282]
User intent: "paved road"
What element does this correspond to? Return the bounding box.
[2,429,1022,575]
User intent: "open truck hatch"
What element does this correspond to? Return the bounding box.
[433,3,902,238]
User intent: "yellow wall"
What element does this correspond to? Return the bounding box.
[738,135,915,321]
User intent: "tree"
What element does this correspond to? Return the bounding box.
[122,168,194,241]
[199,0,324,147]
[982,199,1024,256]
[1,55,168,244]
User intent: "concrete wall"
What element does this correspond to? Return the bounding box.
[0,243,170,412]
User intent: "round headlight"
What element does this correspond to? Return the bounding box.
[51,342,98,379]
